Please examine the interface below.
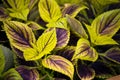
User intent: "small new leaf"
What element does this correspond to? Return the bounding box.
[42,55,74,80]
[38,0,62,22]
[72,38,98,62]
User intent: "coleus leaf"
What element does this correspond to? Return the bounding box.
[16,66,39,80]
[91,61,115,78]
[57,46,75,61]
[2,68,23,80]
[55,0,81,5]
[27,21,45,30]
[72,38,98,62]
[23,28,57,61]
[38,0,62,22]
[55,28,70,49]
[67,15,88,39]
[0,7,9,21]
[6,0,30,20]
[9,9,29,21]
[28,0,38,10]
[0,45,14,76]
[76,63,95,80]
[94,36,118,45]
[105,47,120,64]
[4,21,36,51]
[6,0,29,10]
[46,18,68,29]
[45,28,70,49]
[42,55,74,80]
[62,4,87,17]
[86,9,120,45]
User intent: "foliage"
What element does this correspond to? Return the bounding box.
[0,0,120,80]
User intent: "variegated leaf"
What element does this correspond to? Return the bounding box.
[62,4,87,17]
[67,15,88,39]
[23,28,57,61]
[57,46,75,61]
[38,0,62,22]
[42,55,74,80]
[16,66,39,80]
[105,48,120,64]
[4,21,36,51]
[2,68,23,80]
[72,38,98,62]
[55,28,70,49]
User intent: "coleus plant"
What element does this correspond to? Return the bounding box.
[0,0,120,80]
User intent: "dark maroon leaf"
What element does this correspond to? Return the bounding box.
[91,61,115,78]
[105,48,120,64]
[57,46,75,61]
[16,66,39,80]
[76,63,95,80]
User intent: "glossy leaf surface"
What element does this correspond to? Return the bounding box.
[72,38,98,62]
[42,55,74,80]
[38,0,62,22]
[4,21,36,51]
[77,64,95,80]
[67,15,88,39]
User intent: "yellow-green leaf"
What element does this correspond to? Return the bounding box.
[72,38,98,62]
[9,9,29,21]
[23,29,57,61]
[42,55,74,80]
[38,0,62,22]
[46,18,68,29]
[94,36,118,45]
